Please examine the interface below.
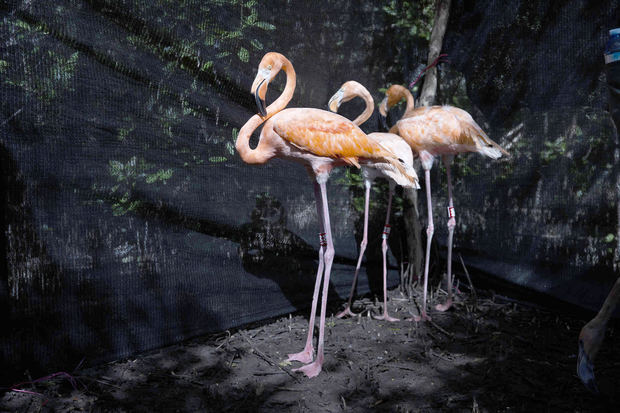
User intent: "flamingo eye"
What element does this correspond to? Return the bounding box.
[266,64,272,70]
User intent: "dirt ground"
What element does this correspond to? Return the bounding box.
[2,283,619,412]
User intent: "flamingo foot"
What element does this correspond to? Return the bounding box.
[293,359,323,378]
[435,299,453,312]
[335,305,359,319]
[287,345,314,364]
[373,312,400,322]
[408,311,431,322]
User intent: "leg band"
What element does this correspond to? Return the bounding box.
[382,224,391,240]
[319,232,327,247]
[447,206,455,219]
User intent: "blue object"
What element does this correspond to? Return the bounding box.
[604,28,620,64]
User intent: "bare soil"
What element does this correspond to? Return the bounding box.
[2,285,619,412]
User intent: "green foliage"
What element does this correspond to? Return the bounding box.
[254,22,276,31]
[2,18,79,105]
[194,0,275,69]
[117,116,136,142]
[111,194,141,217]
[335,169,367,214]
[540,137,567,163]
[452,154,480,178]
[382,0,435,41]
[238,47,250,63]
[208,156,227,163]
[334,169,403,215]
[107,156,174,216]
[567,110,615,200]
[145,168,174,184]
[336,168,365,189]
[117,0,276,183]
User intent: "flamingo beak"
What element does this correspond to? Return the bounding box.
[251,67,271,117]
[253,78,268,117]
[577,340,599,393]
[328,89,344,113]
[379,97,389,131]
[379,114,388,131]
[379,97,388,117]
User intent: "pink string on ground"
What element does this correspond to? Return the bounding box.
[10,371,80,406]
[409,54,450,89]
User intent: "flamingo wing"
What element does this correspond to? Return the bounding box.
[273,108,387,164]
[396,107,473,152]
[397,106,508,157]
[444,107,509,157]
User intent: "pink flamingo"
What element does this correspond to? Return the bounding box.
[327,81,419,322]
[380,85,508,321]
[577,276,620,392]
[236,53,417,377]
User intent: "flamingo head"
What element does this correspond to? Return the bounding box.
[378,96,391,131]
[328,88,344,112]
[380,85,408,115]
[251,52,284,116]
[328,80,366,113]
[379,85,410,131]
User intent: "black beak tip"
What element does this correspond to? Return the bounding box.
[254,94,267,117]
[254,78,268,117]
[258,100,267,117]
[380,114,388,131]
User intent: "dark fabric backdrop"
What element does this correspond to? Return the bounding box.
[1,0,618,375]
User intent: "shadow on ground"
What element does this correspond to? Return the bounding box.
[2,284,619,412]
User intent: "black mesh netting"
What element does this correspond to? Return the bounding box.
[1,0,619,375]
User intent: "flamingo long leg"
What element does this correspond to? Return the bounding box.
[374,181,399,322]
[287,181,325,364]
[436,155,455,312]
[413,165,434,322]
[294,180,335,378]
[336,179,371,319]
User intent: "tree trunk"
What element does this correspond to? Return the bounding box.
[604,46,620,270]
[419,0,451,108]
[403,0,451,296]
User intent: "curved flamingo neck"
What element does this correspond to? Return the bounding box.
[236,114,273,164]
[263,55,296,120]
[398,87,416,118]
[351,85,374,126]
[236,54,296,164]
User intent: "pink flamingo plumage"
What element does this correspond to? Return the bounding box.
[380,85,508,321]
[236,53,417,377]
[327,81,419,322]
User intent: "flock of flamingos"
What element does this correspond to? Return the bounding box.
[235,52,618,391]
